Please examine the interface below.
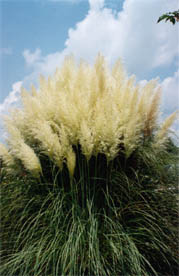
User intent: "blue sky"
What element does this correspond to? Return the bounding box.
[0,0,90,101]
[0,0,179,140]
[0,0,124,102]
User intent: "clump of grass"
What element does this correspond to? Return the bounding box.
[0,55,178,275]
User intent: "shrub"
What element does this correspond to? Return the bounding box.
[0,55,178,275]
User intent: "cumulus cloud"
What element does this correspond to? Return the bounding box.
[0,81,22,142]
[0,0,178,142]
[161,70,179,116]
[161,71,179,141]
[65,0,178,76]
[23,48,42,67]
[21,0,178,80]
[89,0,104,10]
[0,81,22,115]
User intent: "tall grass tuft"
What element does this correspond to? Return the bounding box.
[0,55,178,275]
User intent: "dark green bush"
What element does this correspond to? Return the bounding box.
[0,140,178,276]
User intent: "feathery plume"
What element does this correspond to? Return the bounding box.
[17,142,42,176]
[1,54,177,178]
[66,147,76,180]
[153,111,178,148]
[144,87,161,137]
[0,143,14,167]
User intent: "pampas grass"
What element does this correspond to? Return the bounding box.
[0,55,178,276]
[0,54,177,174]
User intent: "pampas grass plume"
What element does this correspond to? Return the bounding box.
[0,144,14,167]
[1,55,178,177]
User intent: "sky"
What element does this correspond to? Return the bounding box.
[0,0,179,141]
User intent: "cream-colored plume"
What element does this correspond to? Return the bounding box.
[153,111,178,149]
[1,54,177,178]
[0,143,14,167]
[66,147,76,180]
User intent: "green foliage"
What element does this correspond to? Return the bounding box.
[157,10,179,24]
[0,140,178,275]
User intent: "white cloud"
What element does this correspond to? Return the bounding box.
[161,70,179,116]
[0,82,22,115]
[161,71,179,142]
[22,0,178,79]
[89,0,104,10]
[65,0,178,76]
[0,81,22,142]
[1,0,179,142]
[23,48,42,67]
[160,72,178,142]
[10,0,179,115]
